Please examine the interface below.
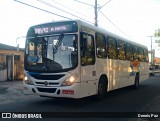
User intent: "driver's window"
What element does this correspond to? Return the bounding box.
[29,42,35,56]
[80,32,95,66]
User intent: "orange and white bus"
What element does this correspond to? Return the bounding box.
[23,20,149,99]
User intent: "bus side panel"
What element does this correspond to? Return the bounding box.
[80,65,97,98]
[95,58,108,90]
[108,59,119,90]
[118,60,135,88]
[139,62,149,82]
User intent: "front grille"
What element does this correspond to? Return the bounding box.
[30,74,65,80]
[37,87,57,93]
[35,82,59,85]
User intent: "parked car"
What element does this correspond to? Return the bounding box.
[149,67,155,76]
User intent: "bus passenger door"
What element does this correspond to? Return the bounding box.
[80,32,96,97]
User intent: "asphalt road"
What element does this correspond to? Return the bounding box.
[0,74,160,121]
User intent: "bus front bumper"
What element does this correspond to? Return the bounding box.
[23,81,81,99]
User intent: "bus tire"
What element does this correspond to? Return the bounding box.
[96,76,107,100]
[133,74,139,89]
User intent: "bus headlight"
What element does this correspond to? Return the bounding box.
[61,74,78,86]
[24,75,34,85]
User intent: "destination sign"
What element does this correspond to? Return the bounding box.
[32,22,78,35]
[34,25,71,35]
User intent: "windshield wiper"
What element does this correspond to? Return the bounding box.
[52,34,64,54]
[44,34,64,71]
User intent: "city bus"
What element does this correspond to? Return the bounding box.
[23,20,149,99]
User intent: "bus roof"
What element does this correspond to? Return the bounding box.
[75,20,147,49]
[30,20,148,49]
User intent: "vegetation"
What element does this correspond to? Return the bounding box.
[154,29,160,47]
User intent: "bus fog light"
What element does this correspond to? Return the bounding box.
[61,74,78,86]
[24,75,34,85]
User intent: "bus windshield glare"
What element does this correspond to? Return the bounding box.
[25,34,78,72]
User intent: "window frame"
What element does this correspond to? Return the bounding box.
[95,32,107,58]
[80,32,95,66]
[107,36,118,59]
[138,47,144,62]
[125,43,133,61]
[132,45,139,60]
[117,40,126,60]
[144,48,149,62]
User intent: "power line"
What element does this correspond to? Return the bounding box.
[95,0,134,40]
[14,0,72,20]
[73,0,94,7]
[99,10,134,40]
[95,0,112,26]
[14,0,131,39]
[50,0,93,20]
[99,0,112,10]
[37,0,94,24]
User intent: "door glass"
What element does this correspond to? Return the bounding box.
[80,33,95,66]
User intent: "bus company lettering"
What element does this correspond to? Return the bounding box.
[131,60,140,68]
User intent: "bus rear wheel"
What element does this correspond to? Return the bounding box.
[96,77,107,100]
[133,74,139,89]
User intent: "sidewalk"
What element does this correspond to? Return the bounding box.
[0,80,23,94]
[154,69,160,73]
[0,80,36,104]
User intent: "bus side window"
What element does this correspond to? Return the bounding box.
[108,37,117,59]
[117,40,126,60]
[96,32,107,58]
[144,48,149,62]
[138,47,144,62]
[126,43,133,61]
[133,45,138,60]
[80,32,95,66]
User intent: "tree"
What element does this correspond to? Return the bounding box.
[154,29,160,47]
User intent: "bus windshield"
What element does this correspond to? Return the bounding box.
[25,34,78,72]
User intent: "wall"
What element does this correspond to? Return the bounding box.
[0,69,7,81]
[0,50,24,81]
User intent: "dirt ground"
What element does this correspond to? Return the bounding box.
[0,81,36,104]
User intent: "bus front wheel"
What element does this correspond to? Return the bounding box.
[96,77,107,100]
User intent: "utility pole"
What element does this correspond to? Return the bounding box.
[148,36,154,66]
[148,36,153,51]
[94,0,98,26]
